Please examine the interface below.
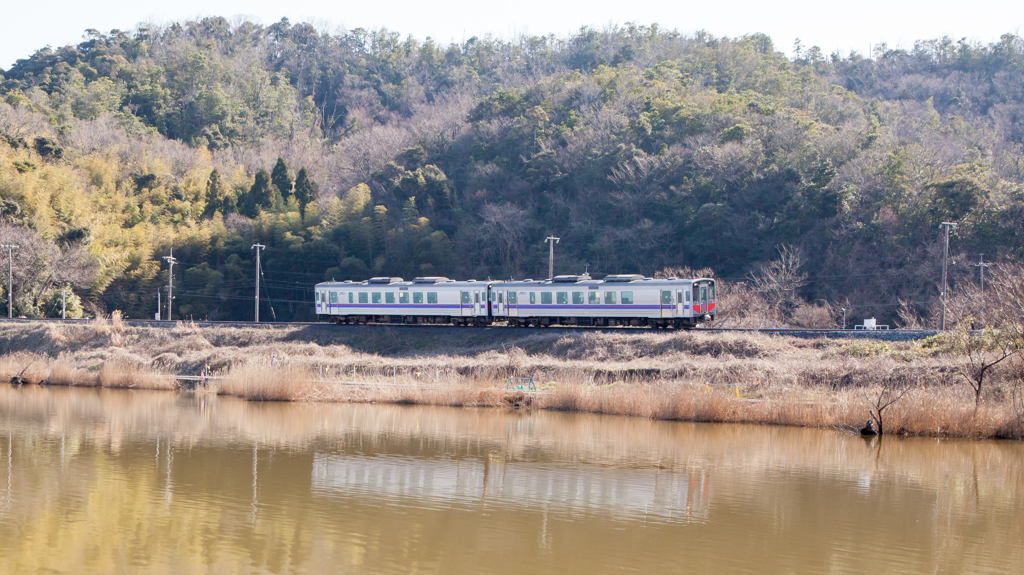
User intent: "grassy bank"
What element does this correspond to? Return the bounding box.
[1,320,1022,439]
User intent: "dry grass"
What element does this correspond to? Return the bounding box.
[218,360,319,401]
[206,365,1024,439]
[1,320,1022,439]
[0,351,173,389]
[96,360,175,389]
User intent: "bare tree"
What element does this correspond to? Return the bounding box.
[480,203,529,275]
[865,374,915,435]
[653,266,714,279]
[608,154,672,221]
[749,244,808,319]
[948,319,1019,409]
[0,224,97,316]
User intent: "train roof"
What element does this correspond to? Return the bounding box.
[500,277,714,288]
[316,276,714,288]
[315,278,506,288]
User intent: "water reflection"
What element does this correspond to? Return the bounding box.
[0,385,1022,574]
[311,452,711,523]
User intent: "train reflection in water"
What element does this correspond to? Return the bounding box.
[311,452,711,523]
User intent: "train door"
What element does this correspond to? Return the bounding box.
[676,290,685,316]
[497,291,505,315]
[699,285,708,315]
[461,291,472,317]
[507,291,518,317]
[660,290,673,318]
[474,290,483,316]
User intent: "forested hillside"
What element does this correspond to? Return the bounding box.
[1,19,1023,324]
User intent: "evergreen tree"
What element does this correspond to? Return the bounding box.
[293,168,317,220]
[253,169,277,208]
[202,169,223,218]
[271,158,293,201]
[240,169,274,217]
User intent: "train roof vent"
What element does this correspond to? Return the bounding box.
[412,276,449,284]
[552,274,591,283]
[604,274,644,282]
[368,277,404,284]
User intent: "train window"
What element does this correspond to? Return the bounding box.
[358,292,368,304]
[530,292,536,304]
[621,291,633,305]
[589,291,600,304]
[413,292,423,304]
[428,292,437,304]
[572,292,584,304]
[498,293,503,303]
[372,292,381,304]
[461,291,470,304]
[508,291,517,304]
[710,284,716,299]
[685,291,690,302]
[489,291,495,302]
[386,292,395,304]
[475,292,480,303]
[327,292,334,303]
[541,292,552,304]
[557,292,568,304]
[604,291,617,304]
[693,286,699,302]
[661,291,671,305]
[399,292,409,304]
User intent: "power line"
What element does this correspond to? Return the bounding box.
[259,257,278,321]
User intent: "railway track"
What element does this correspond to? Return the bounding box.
[0,317,942,339]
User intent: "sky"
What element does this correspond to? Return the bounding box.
[2,0,1023,70]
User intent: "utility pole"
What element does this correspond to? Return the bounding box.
[841,307,846,330]
[939,222,957,330]
[61,288,66,320]
[544,236,559,280]
[252,244,265,322]
[157,288,161,320]
[162,248,177,321]
[974,254,990,327]
[974,254,990,292]
[1,244,19,318]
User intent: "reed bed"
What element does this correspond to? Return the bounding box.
[0,351,174,390]
[204,363,1024,439]
[218,360,319,401]
[1,320,1023,439]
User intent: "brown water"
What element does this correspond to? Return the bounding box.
[0,386,1022,574]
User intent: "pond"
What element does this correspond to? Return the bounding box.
[1,385,1022,574]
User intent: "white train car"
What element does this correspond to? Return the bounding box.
[315,274,716,328]
[315,277,502,326]
[493,274,716,328]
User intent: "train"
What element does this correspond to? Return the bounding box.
[314,274,716,328]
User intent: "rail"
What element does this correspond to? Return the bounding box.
[0,317,952,339]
